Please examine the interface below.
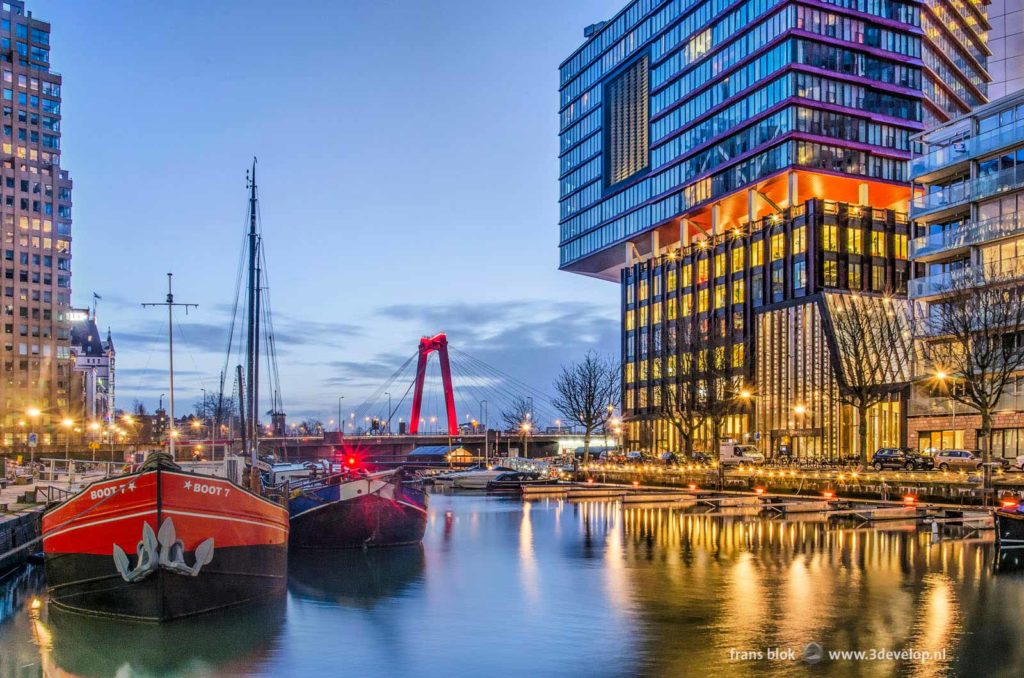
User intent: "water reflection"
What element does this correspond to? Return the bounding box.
[1,497,1024,677]
[288,545,425,607]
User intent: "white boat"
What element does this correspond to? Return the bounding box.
[439,466,516,489]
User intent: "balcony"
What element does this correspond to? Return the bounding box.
[910,213,1024,261]
[909,254,1024,298]
[912,164,1024,220]
[909,269,959,298]
[911,119,1024,181]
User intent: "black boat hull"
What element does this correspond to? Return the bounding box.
[996,509,1024,550]
[45,543,287,622]
[290,493,427,549]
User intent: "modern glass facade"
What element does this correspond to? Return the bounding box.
[621,198,911,457]
[908,88,1024,457]
[558,0,991,458]
[558,0,988,278]
[0,1,73,442]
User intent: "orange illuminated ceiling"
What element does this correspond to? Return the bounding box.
[653,169,911,247]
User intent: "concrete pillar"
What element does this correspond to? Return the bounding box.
[679,219,691,248]
[858,181,869,207]
[747,189,756,227]
[711,203,721,238]
[651,230,660,258]
[787,171,798,208]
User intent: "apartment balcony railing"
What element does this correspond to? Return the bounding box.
[911,119,1024,179]
[910,213,1024,260]
[909,269,959,298]
[909,254,1024,298]
[912,164,1024,219]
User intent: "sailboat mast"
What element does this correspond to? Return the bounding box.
[245,160,258,449]
[166,273,176,458]
[253,263,262,441]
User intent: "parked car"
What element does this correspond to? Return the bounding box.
[659,451,678,465]
[689,452,711,465]
[1015,454,1024,471]
[625,450,646,464]
[870,448,933,471]
[933,449,984,471]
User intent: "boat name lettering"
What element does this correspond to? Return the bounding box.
[90,480,136,500]
[188,481,229,497]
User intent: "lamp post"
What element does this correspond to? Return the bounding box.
[480,400,488,465]
[88,421,100,462]
[521,421,532,459]
[337,396,344,433]
[62,418,73,464]
[385,392,391,434]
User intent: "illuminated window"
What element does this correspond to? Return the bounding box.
[714,284,726,309]
[732,343,744,367]
[639,360,648,381]
[823,225,838,251]
[871,231,885,257]
[714,253,725,277]
[681,292,692,315]
[652,302,662,323]
[652,359,662,379]
[848,228,862,254]
[732,246,744,271]
[606,56,649,185]
[681,264,692,287]
[688,28,712,61]
[625,363,635,383]
[751,241,764,266]
[625,310,635,330]
[639,306,648,326]
[698,288,708,313]
[697,258,708,284]
[894,233,907,259]
[849,264,862,289]
[639,279,649,300]
[823,260,838,287]
[667,355,676,375]
[792,227,806,254]
[771,233,785,261]
[733,279,745,304]
[666,297,677,320]
[666,267,677,291]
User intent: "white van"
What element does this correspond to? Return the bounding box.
[719,442,765,465]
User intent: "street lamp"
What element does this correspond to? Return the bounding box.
[26,406,40,466]
[337,396,344,433]
[520,421,532,458]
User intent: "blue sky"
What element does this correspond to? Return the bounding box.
[34,0,626,425]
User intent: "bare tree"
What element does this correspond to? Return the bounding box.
[131,399,148,416]
[500,395,535,431]
[660,377,701,459]
[825,293,914,466]
[921,270,1024,501]
[552,352,620,464]
[298,418,324,435]
[694,343,742,466]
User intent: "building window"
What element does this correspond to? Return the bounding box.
[732,246,744,271]
[771,233,785,261]
[871,264,885,291]
[794,260,807,290]
[751,240,764,266]
[848,228,863,254]
[871,231,886,257]
[894,233,908,259]
[823,260,838,287]
[849,264,862,289]
[792,227,806,254]
[605,55,649,185]
[733,279,745,304]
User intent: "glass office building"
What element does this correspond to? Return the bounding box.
[559,0,990,458]
[0,1,73,443]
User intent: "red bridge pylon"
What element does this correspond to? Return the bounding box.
[409,332,458,436]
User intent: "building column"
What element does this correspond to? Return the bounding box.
[711,203,721,238]
[787,171,798,208]
[858,181,869,207]
[651,230,660,258]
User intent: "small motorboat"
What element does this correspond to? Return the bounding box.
[486,471,560,492]
[441,466,517,489]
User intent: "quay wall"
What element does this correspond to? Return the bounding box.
[0,509,42,577]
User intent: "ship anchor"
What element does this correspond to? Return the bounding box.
[112,518,215,583]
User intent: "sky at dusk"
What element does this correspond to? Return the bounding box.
[33,0,627,425]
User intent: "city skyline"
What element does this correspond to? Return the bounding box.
[31,0,628,422]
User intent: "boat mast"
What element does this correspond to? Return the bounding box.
[142,273,197,458]
[245,159,259,453]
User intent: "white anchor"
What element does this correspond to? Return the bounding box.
[112,518,215,583]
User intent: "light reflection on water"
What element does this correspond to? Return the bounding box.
[1,494,1024,677]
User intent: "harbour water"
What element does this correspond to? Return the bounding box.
[2,493,1024,677]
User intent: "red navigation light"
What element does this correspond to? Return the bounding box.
[822,490,835,499]
[903,495,917,505]
[754,486,765,495]
[688,483,698,490]
[346,456,358,467]
[586,478,594,484]
[1001,498,1019,509]
[632,480,640,487]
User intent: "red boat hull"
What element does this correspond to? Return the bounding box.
[43,467,289,622]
